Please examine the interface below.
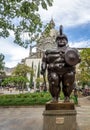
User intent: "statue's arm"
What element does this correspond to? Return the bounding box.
[41,53,47,75]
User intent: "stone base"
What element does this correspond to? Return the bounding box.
[45,101,75,110]
[43,101,77,130]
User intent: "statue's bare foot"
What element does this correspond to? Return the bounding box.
[64,96,70,102]
[51,97,58,103]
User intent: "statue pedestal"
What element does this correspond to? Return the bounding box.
[43,101,77,130]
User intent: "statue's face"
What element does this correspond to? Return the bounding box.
[57,38,67,47]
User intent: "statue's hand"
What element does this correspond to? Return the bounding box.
[41,70,45,75]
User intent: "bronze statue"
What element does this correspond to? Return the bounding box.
[41,25,81,102]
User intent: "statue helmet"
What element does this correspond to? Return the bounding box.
[56,25,68,43]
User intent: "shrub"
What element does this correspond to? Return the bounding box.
[0,92,75,106]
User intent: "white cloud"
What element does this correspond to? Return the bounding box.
[5,61,20,68]
[0,38,29,68]
[69,40,90,48]
[9,30,15,38]
[39,0,90,27]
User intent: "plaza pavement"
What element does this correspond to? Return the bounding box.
[0,97,90,130]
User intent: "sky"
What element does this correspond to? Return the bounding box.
[0,0,90,68]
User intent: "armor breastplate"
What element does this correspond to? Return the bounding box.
[45,46,76,74]
[46,47,67,67]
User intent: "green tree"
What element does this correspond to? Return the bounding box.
[0,53,5,79]
[12,63,32,77]
[1,76,29,90]
[78,48,90,87]
[0,53,5,70]
[14,76,29,90]
[30,62,34,88]
[1,76,12,87]
[12,63,32,89]
[0,0,53,48]
[36,62,40,89]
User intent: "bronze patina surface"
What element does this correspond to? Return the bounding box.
[45,101,75,110]
[41,25,81,102]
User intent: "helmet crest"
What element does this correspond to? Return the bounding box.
[60,25,63,35]
[56,25,68,43]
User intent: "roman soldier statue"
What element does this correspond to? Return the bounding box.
[41,25,81,102]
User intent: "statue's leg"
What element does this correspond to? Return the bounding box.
[62,72,75,102]
[48,72,60,101]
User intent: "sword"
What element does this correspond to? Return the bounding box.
[43,73,47,91]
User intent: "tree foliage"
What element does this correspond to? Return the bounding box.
[12,63,32,77]
[78,48,90,84]
[30,61,34,88]
[0,53,5,78]
[0,0,53,48]
[36,61,40,88]
[0,53,4,70]
[1,76,29,88]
